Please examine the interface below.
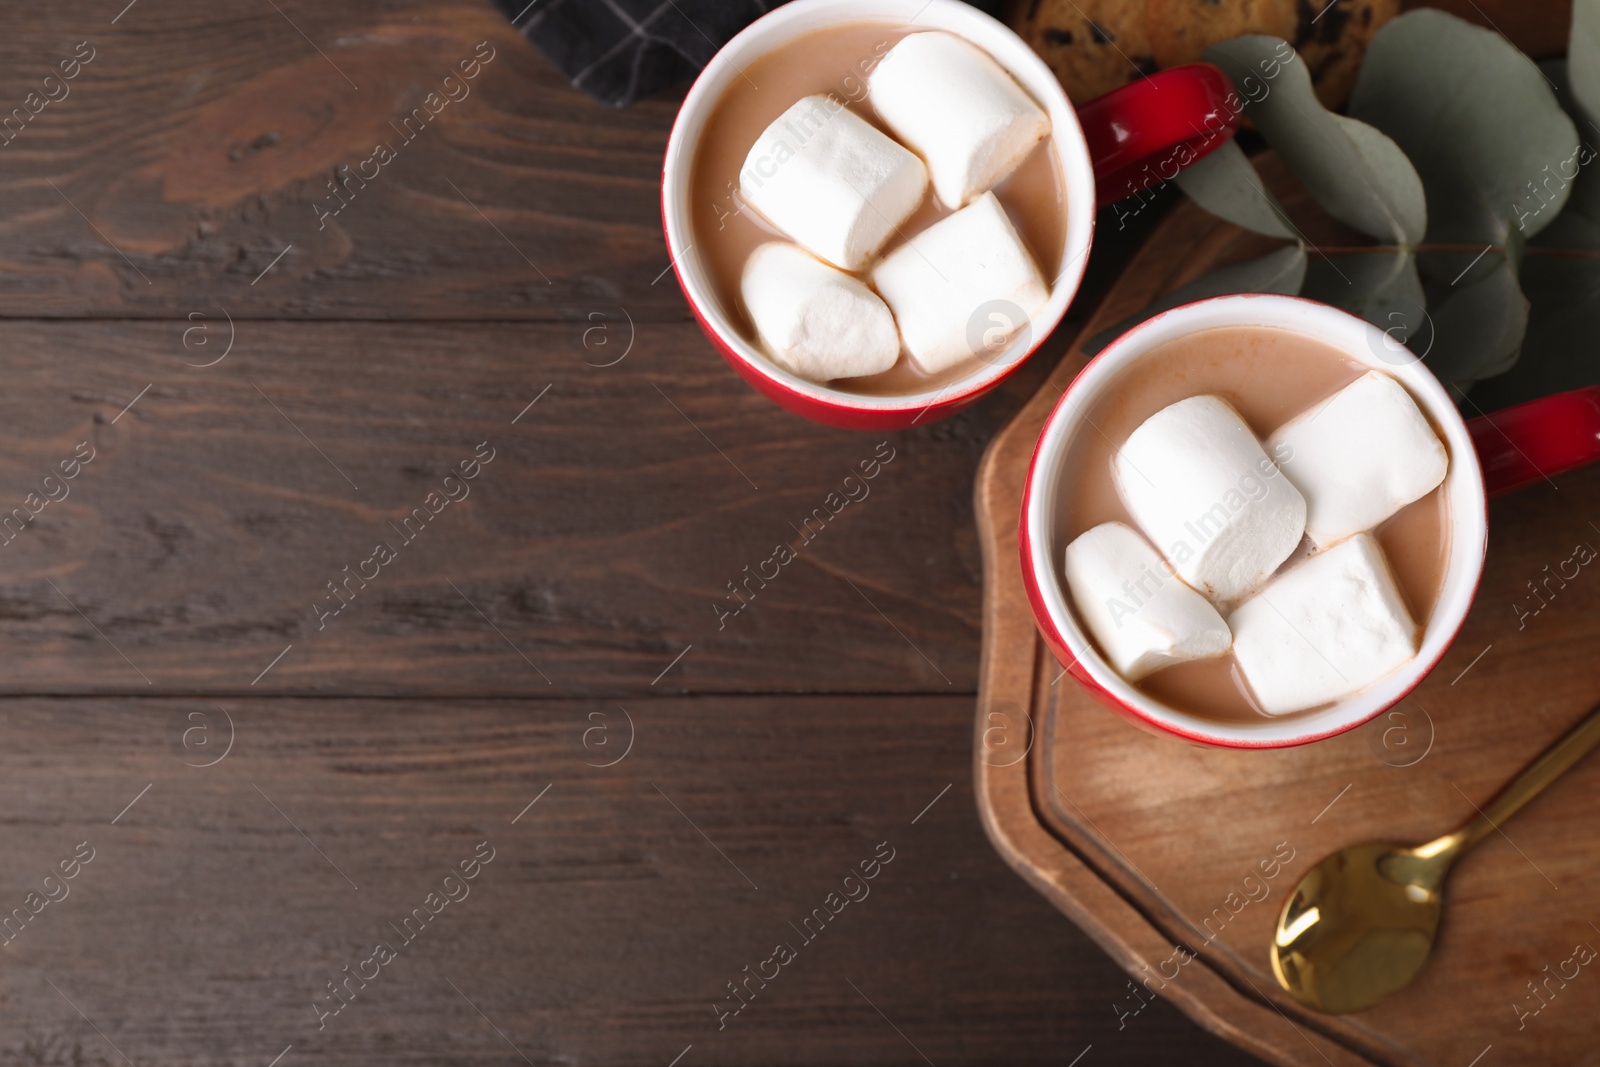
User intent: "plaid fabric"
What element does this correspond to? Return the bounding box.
[494,0,1004,108]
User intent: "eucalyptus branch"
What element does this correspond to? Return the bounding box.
[1305,243,1600,258]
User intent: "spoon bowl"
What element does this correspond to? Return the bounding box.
[1271,840,1451,1013]
[1270,700,1600,1014]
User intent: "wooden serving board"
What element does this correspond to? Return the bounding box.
[973,156,1600,1067]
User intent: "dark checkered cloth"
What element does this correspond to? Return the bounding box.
[493,0,1003,108]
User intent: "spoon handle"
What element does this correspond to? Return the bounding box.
[1458,700,1600,852]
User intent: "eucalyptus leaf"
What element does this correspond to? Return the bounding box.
[1530,60,1600,250]
[1349,10,1579,245]
[1473,57,1600,399]
[1571,0,1600,126]
[1301,249,1424,342]
[1469,253,1600,408]
[1206,35,1425,245]
[1421,251,1529,385]
[1172,140,1295,240]
[1081,246,1308,355]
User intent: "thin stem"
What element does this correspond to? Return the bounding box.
[1301,242,1600,259]
[1311,243,1491,254]
[1520,247,1600,258]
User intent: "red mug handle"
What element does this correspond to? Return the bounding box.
[1470,386,1600,497]
[1076,63,1241,208]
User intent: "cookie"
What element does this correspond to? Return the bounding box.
[1006,0,1156,105]
[1289,0,1400,109]
[1143,0,1397,108]
[1008,0,1398,110]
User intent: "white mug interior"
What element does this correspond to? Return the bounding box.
[1024,294,1489,747]
[660,0,1096,415]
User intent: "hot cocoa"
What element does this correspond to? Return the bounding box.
[1054,325,1451,723]
[688,21,1067,397]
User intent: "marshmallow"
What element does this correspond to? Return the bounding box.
[740,242,900,383]
[869,192,1049,375]
[1269,371,1449,548]
[1115,396,1307,603]
[1229,534,1418,715]
[869,32,1051,208]
[738,95,928,271]
[1064,522,1232,681]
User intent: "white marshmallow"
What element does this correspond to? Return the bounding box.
[1115,395,1307,604]
[869,192,1048,375]
[1269,371,1449,548]
[868,32,1051,208]
[740,242,900,383]
[738,95,927,271]
[1229,534,1418,715]
[1064,522,1232,681]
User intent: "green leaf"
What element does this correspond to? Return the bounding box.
[1471,57,1600,402]
[1529,60,1600,249]
[1172,140,1295,240]
[1081,246,1308,355]
[1570,0,1600,126]
[1206,35,1425,245]
[1301,249,1424,342]
[1349,10,1579,245]
[1421,248,1529,386]
[1469,253,1600,408]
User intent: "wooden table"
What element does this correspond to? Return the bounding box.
[0,3,1263,1063]
[11,3,1496,1064]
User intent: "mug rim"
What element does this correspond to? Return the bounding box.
[660,0,1096,419]
[1020,293,1490,748]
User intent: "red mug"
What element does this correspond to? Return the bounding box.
[1020,294,1600,748]
[660,0,1239,429]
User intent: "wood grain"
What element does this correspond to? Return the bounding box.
[0,694,1255,1066]
[0,0,684,322]
[0,319,1083,696]
[975,154,1600,1067]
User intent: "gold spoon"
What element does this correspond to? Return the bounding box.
[1271,700,1600,1013]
